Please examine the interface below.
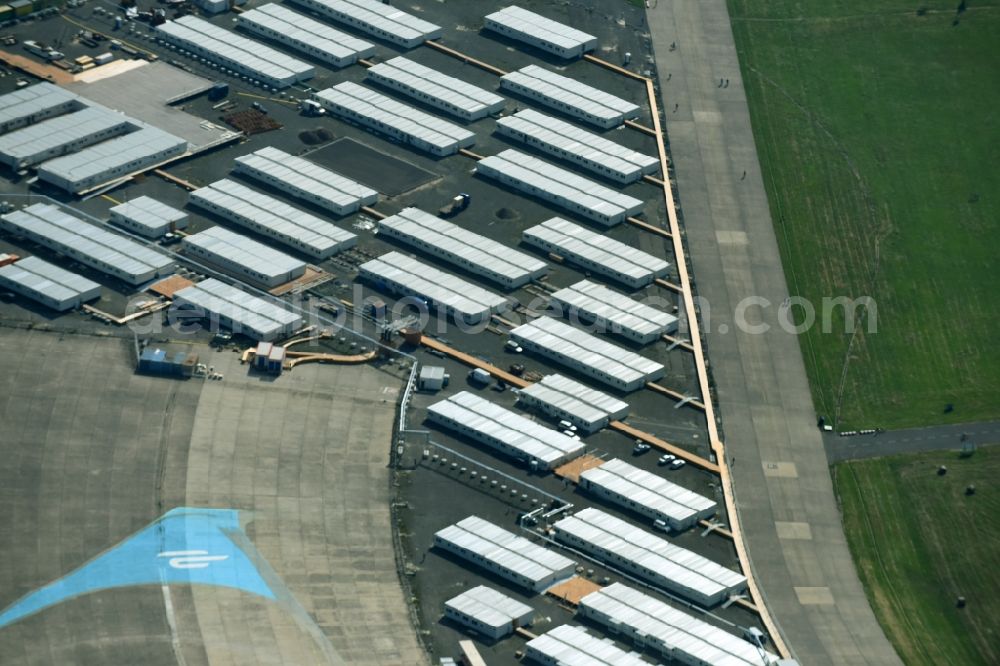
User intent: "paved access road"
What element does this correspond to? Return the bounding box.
[825,420,1000,463]
[646,2,903,664]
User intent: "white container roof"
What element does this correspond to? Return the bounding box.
[2,203,173,277]
[435,515,575,586]
[190,178,356,255]
[315,81,475,152]
[485,5,597,54]
[554,508,746,600]
[510,316,664,386]
[444,585,533,630]
[0,255,100,303]
[580,583,779,666]
[501,64,639,123]
[0,106,132,162]
[183,225,306,281]
[496,108,657,177]
[477,149,643,222]
[158,16,313,84]
[581,458,716,524]
[234,146,377,210]
[173,277,302,338]
[239,4,375,62]
[377,207,545,286]
[367,56,504,116]
[525,624,653,666]
[519,373,629,424]
[359,251,507,320]
[0,82,79,127]
[427,390,585,466]
[523,217,669,285]
[551,279,677,338]
[110,195,186,231]
[37,126,187,190]
[302,0,442,44]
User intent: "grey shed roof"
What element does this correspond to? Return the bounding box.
[182,225,306,281]
[519,373,629,424]
[485,5,597,54]
[238,4,376,64]
[0,106,132,164]
[110,195,186,231]
[501,64,640,125]
[298,0,442,46]
[550,279,678,339]
[444,586,533,630]
[0,82,80,128]
[0,255,100,304]
[525,625,652,666]
[366,56,505,117]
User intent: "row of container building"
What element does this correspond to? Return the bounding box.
[0,255,100,311]
[182,226,306,289]
[476,149,643,227]
[290,0,442,49]
[315,81,475,156]
[501,64,640,129]
[0,203,174,285]
[172,277,303,341]
[579,458,716,532]
[426,390,585,470]
[510,316,664,393]
[552,507,746,607]
[366,56,505,121]
[189,178,357,260]
[484,5,597,60]
[434,515,577,593]
[236,4,376,70]
[443,585,533,641]
[233,146,378,217]
[376,206,546,290]
[0,105,133,171]
[156,15,314,89]
[578,583,780,666]
[109,195,188,239]
[523,217,670,289]
[359,251,506,326]
[516,373,629,434]
[525,624,653,666]
[550,279,678,345]
[496,108,658,184]
[0,82,188,194]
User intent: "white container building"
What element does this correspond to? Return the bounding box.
[500,64,640,129]
[182,226,306,289]
[523,218,670,289]
[496,108,658,184]
[237,4,376,69]
[290,0,442,49]
[444,585,533,640]
[0,106,133,170]
[433,515,576,592]
[524,624,653,666]
[366,56,505,121]
[0,203,175,285]
[172,278,303,342]
[476,149,643,227]
[358,251,507,326]
[376,207,546,289]
[314,82,475,156]
[189,179,357,260]
[516,373,628,434]
[233,146,378,217]
[552,507,746,607]
[0,256,101,311]
[579,459,716,532]
[550,279,678,345]
[37,126,188,194]
[578,583,780,666]
[509,317,664,393]
[0,82,82,135]
[484,6,597,60]
[426,390,585,470]
[109,195,188,239]
[156,16,315,89]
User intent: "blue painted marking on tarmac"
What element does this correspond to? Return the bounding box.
[0,507,275,630]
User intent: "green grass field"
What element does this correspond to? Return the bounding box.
[834,446,1000,666]
[727,1,1000,428]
